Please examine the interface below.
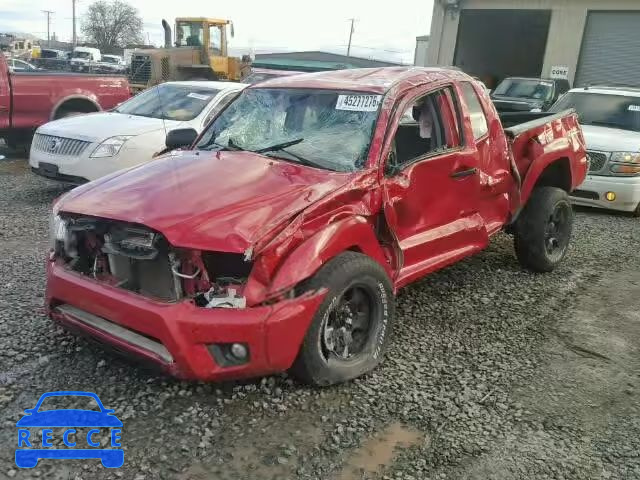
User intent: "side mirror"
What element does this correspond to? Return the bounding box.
[166,128,198,150]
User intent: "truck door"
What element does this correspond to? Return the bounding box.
[382,86,489,287]
[0,57,10,130]
[459,81,512,233]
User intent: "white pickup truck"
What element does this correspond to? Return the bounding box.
[550,86,640,216]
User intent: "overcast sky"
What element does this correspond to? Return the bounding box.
[0,0,434,63]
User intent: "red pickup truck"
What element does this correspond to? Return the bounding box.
[0,54,129,149]
[45,67,588,386]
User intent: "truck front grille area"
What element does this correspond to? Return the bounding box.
[57,217,179,302]
[53,304,173,364]
[587,151,609,173]
[33,134,91,157]
[55,215,254,306]
[130,55,152,84]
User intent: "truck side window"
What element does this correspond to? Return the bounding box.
[392,87,461,168]
[461,82,488,139]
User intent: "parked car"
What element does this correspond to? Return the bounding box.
[30,81,245,183]
[96,54,127,74]
[70,46,101,72]
[0,53,130,149]
[243,68,303,84]
[32,49,70,71]
[8,58,39,72]
[46,68,587,386]
[491,77,571,112]
[549,86,640,216]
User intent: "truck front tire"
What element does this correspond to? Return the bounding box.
[514,187,573,273]
[290,252,395,386]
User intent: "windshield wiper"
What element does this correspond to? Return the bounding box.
[254,138,323,169]
[201,138,241,151]
[263,150,323,169]
[254,138,304,153]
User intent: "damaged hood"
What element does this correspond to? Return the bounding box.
[57,150,354,252]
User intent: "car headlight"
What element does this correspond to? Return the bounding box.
[90,136,133,158]
[50,213,67,247]
[610,151,640,164]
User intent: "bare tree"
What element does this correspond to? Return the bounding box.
[81,0,143,51]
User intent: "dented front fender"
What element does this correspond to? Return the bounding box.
[267,216,391,297]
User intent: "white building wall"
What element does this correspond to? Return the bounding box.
[426,0,640,84]
[414,37,430,66]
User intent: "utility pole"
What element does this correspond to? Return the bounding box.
[72,0,77,46]
[346,18,355,57]
[42,10,54,46]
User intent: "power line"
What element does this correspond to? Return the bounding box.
[42,10,54,47]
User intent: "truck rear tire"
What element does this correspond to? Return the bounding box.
[514,187,573,273]
[290,252,394,386]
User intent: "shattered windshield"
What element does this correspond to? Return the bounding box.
[196,88,382,172]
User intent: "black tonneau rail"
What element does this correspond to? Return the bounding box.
[501,109,576,138]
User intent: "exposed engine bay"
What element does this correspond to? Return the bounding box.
[53,215,252,307]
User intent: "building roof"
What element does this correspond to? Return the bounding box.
[251,66,468,94]
[253,51,402,72]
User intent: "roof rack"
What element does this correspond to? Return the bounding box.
[582,84,640,92]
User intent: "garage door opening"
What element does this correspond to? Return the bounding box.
[575,11,640,88]
[453,9,551,89]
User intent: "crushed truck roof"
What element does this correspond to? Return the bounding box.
[251,66,470,94]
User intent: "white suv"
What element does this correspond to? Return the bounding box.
[550,86,640,216]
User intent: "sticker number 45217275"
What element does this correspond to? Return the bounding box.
[335,95,382,112]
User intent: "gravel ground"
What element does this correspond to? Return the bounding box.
[0,152,639,480]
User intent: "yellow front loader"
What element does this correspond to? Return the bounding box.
[128,17,251,92]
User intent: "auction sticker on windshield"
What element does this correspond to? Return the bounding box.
[628,105,640,112]
[336,94,382,111]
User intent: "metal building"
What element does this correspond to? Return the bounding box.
[423,0,640,88]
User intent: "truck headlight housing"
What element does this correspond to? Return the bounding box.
[50,213,67,249]
[90,136,133,158]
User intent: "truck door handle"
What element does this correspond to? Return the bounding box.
[450,167,478,179]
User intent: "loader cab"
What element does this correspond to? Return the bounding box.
[175,18,230,60]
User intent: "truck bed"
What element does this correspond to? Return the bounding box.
[499,109,575,134]
[500,109,587,213]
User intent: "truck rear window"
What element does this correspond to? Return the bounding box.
[551,92,640,132]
